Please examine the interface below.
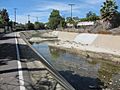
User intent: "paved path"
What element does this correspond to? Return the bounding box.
[0,33,32,90]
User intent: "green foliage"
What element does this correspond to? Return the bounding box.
[66,17,80,23]
[48,9,66,29]
[0,9,9,25]
[16,23,26,30]
[80,16,100,22]
[34,22,45,30]
[59,17,66,28]
[66,17,74,23]
[25,21,34,30]
[80,11,100,22]
[0,15,3,28]
[115,12,120,26]
[0,9,9,28]
[86,11,95,18]
[87,11,100,21]
[66,17,78,28]
[100,0,118,20]
[100,0,120,28]
[8,21,14,27]
[73,17,80,21]
[0,15,3,24]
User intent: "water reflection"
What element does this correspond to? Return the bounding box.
[32,42,120,90]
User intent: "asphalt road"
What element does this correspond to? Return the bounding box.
[0,32,32,90]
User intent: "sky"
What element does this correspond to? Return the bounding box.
[0,0,120,24]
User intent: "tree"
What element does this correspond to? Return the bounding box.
[66,17,79,23]
[34,22,45,30]
[66,17,77,28]
[59,17,66,29]
[66,17,72,23]
[14,23,26,31]
[86,11,100,21]
[80,18,88,21]
[100,0,120,29]
[25,21,34,30]
[0,9,9,25]
[73,17,80,21]
[0,15,3,25]
[79,11,99,22]
[86,11,95,18]
[0,9,10,33]
[8,20,14,30]
[48,9,66,30]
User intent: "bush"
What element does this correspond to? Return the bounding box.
[25,22,34,30]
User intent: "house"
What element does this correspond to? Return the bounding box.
[77,21,95,27]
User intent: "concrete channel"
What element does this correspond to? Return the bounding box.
[17,30,120,90]
[18,32,75,90]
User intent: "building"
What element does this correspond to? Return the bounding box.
[77,21,95,27]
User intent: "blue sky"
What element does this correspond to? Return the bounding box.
[0,0,120,24]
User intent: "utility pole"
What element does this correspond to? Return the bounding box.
[28,14,30,23]
[14,8,17,29]
[68,4,75,20]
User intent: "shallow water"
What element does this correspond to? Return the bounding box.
[32,42,120,90]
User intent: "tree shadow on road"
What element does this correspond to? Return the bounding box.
[0,36,20,40]
[0,43,17,66]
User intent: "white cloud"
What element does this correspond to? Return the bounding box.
[37,1,67,11]
[84,0,105,5]
[35,0,106,14]
[35,1,81,12]
[9,0,107,24]
[10,15,28,24]
[32,1,91,18]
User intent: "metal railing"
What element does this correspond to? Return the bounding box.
[19,32,75,90]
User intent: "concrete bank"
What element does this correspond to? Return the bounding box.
[49,44,120,63]
[23,30,120,62]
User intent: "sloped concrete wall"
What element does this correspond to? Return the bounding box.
[91,34,120,50]
[52,31,120,51]
[74,33,98,45]
[52,31,79,41]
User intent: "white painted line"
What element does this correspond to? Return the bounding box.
[15,33,26,90]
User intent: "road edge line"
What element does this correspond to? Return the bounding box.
[15,32,26,90]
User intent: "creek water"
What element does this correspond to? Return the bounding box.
[32,41,120,90]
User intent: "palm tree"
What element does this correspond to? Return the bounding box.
[100,0,120,29]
